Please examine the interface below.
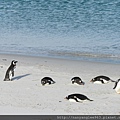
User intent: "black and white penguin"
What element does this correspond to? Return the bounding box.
[4,60,18,81]
[41,77,55,86]
[71,77,85,85]
[113,79,120,94]
[90,75,115,84]
[65,93,93,103]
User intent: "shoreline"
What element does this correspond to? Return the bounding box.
[0,52,120,65]
[0,53,120,115]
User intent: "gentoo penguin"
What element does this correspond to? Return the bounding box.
[71,77,85,85]
[113,79,120,94]
[90,75,115,84]
[65,93,93,103]
[41,77,55,86]
[4,60,18,81]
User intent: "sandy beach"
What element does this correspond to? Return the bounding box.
[0,53,120,115]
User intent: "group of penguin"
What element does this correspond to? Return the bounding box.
[3,60,120,103]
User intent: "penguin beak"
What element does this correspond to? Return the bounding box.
[15,61,18,63]
[90,79,93,82]
[79,82,84,85]
[64,97,68,100]
[81,81,85,85]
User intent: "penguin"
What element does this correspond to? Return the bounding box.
[41,77,55,86]
[65,93,93,103]
[90,75,115,84]
[71,77,85,85]
[4,60,18,81]
[113,79,120,94]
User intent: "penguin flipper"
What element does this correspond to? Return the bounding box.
[12,71,14,77]
[113,82,117,89]
[87,98,93,101]
[110,79,116,82]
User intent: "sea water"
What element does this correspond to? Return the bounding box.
[0,0,120,63]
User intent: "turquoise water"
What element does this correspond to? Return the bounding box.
[0,0,120,63]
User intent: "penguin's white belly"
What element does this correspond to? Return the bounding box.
[68,98,83,102]
[68,99,77,102]
[94,81,103,84]
[102,79,109,84]
[94,79,109,84]
[45,83,50,85]
[115,86,120,94]
[9,71,12,80]
[42,83,50,86]
[73,83,80,85]
[76,98,83,102]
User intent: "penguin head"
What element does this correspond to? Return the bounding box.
[78,80,85,85]
[64,96,69,100]
[74,80,84,85]
[11,60,18,66]
[41,80,46,86]
[90,78,95,83]
[71,77,84,85]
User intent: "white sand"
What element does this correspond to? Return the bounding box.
[0,53,120,115]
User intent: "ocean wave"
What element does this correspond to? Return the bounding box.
[0,0,120,64]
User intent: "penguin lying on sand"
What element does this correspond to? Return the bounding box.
[71,77,85,85]
[65,93,93,103]
[90,75,115,84]
[4,60,18,81]
[41,77,55,86]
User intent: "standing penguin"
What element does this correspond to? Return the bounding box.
[4,60,18,81]
[113,79,120,94]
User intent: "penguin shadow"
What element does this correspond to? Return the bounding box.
[12,74,31,81]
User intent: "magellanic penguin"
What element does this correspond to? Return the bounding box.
[4,60,18,81]
[65,93,93,103]
[71,77,85,85]
[113,79,120,94]
[90,75,115,84]
[41,77,55,86]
